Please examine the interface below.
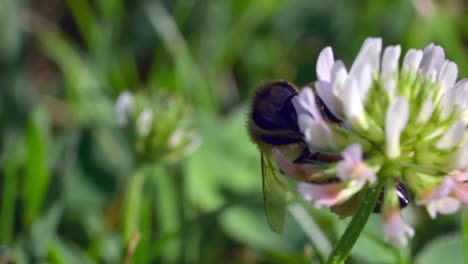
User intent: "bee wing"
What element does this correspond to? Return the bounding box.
[261,153,288,234]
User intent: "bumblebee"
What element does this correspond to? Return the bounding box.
[248,80,409,233]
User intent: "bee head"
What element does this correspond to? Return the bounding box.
[251,80,300,133]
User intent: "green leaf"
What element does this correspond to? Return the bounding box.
[122,169,146,242]
[415,233,464,264]
[29,202,64,259]
[22,108,50,225]
[48,237,97,264]
[185,108,260,211]
[219,205,289,251]
[289,203,332,263]
[0,132,25,244]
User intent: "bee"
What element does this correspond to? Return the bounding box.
[248,80,409,234]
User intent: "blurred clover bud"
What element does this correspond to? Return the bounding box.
[274,38,468,247]
[114,90,201,163]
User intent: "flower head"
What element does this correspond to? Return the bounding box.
[273,37,468,247]
[114,91,200,162]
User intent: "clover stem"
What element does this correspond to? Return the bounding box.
[326,180,385,264]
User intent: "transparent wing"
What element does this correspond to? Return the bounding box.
[261,153,289,234]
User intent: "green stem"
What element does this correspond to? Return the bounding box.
[123,168,146,242]
[0,164,17,244]
[326,181,384,264]
[462,211,468,263]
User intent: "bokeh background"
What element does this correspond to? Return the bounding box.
[0,0,467,263]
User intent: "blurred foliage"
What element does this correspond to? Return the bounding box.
[0,0,467,263]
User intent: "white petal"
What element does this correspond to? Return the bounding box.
[453,79,468,107]
[402,49,423,74]
[315,81,343,118]
[298,112,334,152]
[316,47,334,82]
[435,121,465,150]
[439,87,456,121]
[385,97,410,159]
[381,45,401,80]
[383,78,397,98]
[451,143,468,169]
[331,61,348,99]
[115,91,134,126]
[438,61,458,91]
[435,197,461,215]
[350,38,382,76]
[416,99,434,124]
[425,202,439,219]
[357,64,372,100]
[420,44,445,77]
[343,78,368,130]
[136,109,154,137]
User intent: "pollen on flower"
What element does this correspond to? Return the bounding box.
[272,37,468,247]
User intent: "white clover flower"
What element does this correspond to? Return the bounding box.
[115,91,134,126]
[274,37,468,247]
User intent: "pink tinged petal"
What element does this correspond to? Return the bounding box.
[417,177,456,204]
[385,97,410,159]
[298,88,325,123]
[350,38,382,77]
[336,160,376,184]
[452,170,468,182]
[451,144,468,169]
[298,180,364,208]
[291,95,308,117]
[420,44,445,78]
[435,121,465,150]
[336,144,377,184]
[415,99,434,124]
[416,177,461,218]
[382,211,415,247]
[402,49,423,74]
[315,80,343,118]
[297,88,334,151]
[453,183,468,204]
[341,143,362,162]
[271,148,322,181]
[316,47,334,82]
[437,61,458,92]
[343,78,368,130]
[381,45,402,80]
